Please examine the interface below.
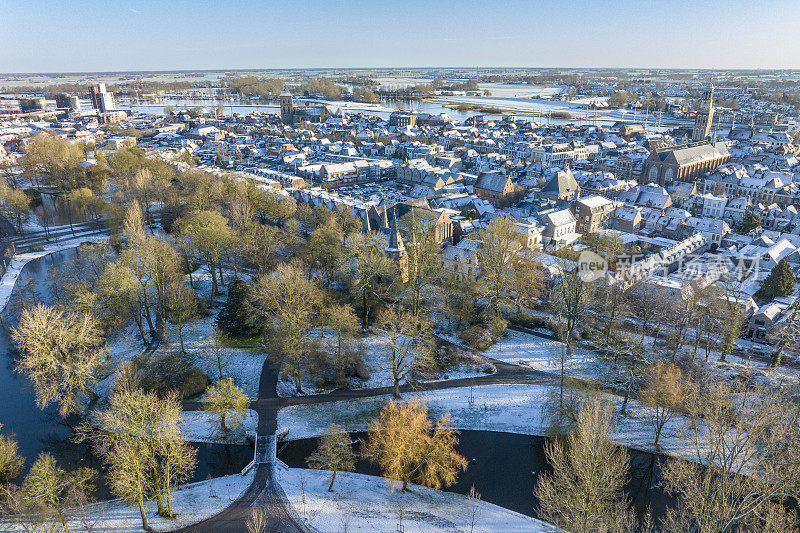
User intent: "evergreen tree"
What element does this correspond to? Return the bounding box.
[758,258,795,300]
[739,209,762,233]
[217,278,257,336]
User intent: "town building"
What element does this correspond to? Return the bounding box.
[473,172,518,207]
[572,195,616,234]
[692,84,715,142]
[642,141,731,186]
[280,91,345,125]
[539,167,580,201]
[89,83,115,112]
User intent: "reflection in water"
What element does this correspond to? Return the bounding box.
[0,249,77,467]
[0,247,253,500]
[278,430,679,523]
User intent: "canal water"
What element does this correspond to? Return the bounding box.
[0,247,252,500]
[277,430,679,523]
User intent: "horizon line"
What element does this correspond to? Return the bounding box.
[3,66,800,77]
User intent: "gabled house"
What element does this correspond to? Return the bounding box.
[474,172,518,207]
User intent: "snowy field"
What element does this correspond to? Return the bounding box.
[277,328,490,397]
[180,409,258,444]
[278,383,702,464]
[484,327,800,391]
[93,313,267,402]
[0,470,255,533]
[435,95,604,116]
[0,234,110,312]
[278,467,553,533]
[484,329,615,382]
[167,314,267,400]
[302,98,396,114]
[433,94,689,126]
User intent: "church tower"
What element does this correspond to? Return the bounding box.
[692,83,715,142]
[280,90,294,125]
[385,209,408,283]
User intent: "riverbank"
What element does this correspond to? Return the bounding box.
[0,470,256,533]
[277,467,553,532]
[0,234,109,313]
[277,382,702,465]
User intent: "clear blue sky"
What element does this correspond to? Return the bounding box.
[3,0,798,72]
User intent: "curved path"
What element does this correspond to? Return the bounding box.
[180,345,565,532]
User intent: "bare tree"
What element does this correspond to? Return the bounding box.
[375,306,433,398]
[365,399,467,491]
[0,424,23,484]
[476,216,524,316]
[347,232,397,328]
[246,507,267,533]
[165,281,199,353]
[326,303,360,383]
[12,305,106,417]
[716,274,749,362]
[203,378,249,437]
[306,219,345,287]
[625,280,664,349]
[551,261,592,408]
[639,361,683,449]
[179,210,236,303]
[85,387,196,521]
[768,308,800,368]
[510,251,545,319]
[206,329,230,381]
[535,399,634,533]
[252,261,322,393]
[663,378,800,532]
[306,423,355,491]
[22,453,95,533]
[1,482,62,533]
[468,485,482,533]
[400,209,441,317]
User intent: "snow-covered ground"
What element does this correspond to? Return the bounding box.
[180,409,258,444]
[0,471,255,533]
[93,270,266,401]
[278,383,702,464]
[278,467,553,533]
[485,329,615,382]
[435,95,598,116]
[485,326,800,391]
[164,314,267,400]
[20,212,45,233]
[433,94,689,126]
[0,234,110,312]
[277,328,490,397]
[303,98,396,114]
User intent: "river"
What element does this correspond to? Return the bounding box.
[277,430,679,524]
[0,247,252,499]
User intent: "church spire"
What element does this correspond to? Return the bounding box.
[362,211,371,233]
[387,209,405,253]
[382,205,390,229]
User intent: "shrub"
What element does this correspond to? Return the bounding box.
[488,316,508,338]
[459,325,494,351]
[138,352,211,398]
